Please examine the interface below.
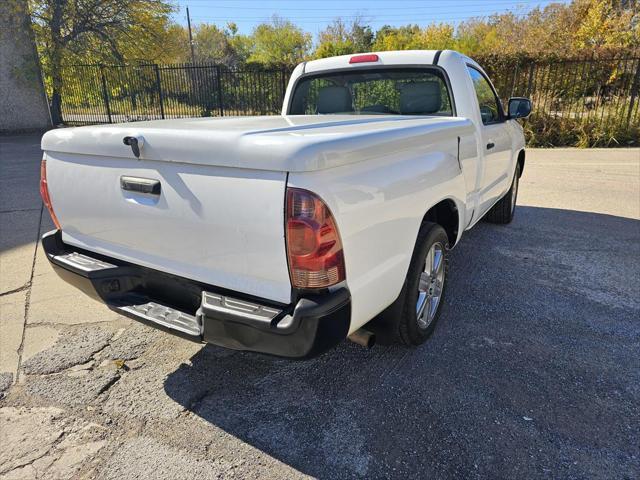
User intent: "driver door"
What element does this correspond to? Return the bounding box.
[467,66,512,215]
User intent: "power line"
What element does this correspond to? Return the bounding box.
[189,17,538,27]
[183,0,556,2]
[180,1,566,28]
[183,0,561,7]
[191,10,539,21]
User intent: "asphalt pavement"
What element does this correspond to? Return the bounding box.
[0,135,638,479]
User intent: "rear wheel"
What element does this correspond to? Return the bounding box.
[484,163,521,224]
[397,222,449,345]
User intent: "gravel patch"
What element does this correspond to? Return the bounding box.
[98,323,160,362]
[22,328,113,375]
[25,368,120,406]
[0,372,13,395]
[95,436,235,480]
[102,361,208,421]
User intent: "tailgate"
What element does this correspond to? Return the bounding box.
[44,151,292,304]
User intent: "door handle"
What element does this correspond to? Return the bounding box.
[120,176,161,195]
[486,142,495,150]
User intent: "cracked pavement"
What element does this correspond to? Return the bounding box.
[0,135,639,479]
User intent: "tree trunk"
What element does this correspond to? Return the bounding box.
[48,0,66,125]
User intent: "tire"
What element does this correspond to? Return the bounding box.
[396,222,450,346]
[484,163,521,224]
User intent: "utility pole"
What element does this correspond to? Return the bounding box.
[186,6,195,64]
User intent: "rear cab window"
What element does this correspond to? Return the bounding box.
[288,68,454,116]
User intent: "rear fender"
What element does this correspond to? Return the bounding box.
[288,137,467,333]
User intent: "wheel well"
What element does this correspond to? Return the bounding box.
[517,149,525,177]
[422,199,459,246]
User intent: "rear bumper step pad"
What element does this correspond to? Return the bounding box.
[115,298,202,337]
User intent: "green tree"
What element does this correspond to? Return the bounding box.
[314,18,373,58]
[28,0,175,123]
[573,0,639,49]
[159,24,191,64]
[248,16,311,66]
[372,24,423,51]
[192,24,241,65]
[370,23,456,52]
[419,23,457,50]
[226,22,252,65]
[456,0,638,56]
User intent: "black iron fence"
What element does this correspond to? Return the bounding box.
[58,55,639,145]
[480,55,640,145]
[59,64,290,124]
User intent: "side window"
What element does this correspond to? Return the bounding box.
[467,66,501,125]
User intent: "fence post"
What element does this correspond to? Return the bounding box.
[510,61,520,97]
[281,68,287,101]
[627,59,640,126]
[99,65,112,123]
[154,64,165,119]
[215,65,224,116]
[526,62,535,97]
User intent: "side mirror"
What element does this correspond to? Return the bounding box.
[508,97,532,119]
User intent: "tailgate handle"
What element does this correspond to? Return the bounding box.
[120,176,161,195]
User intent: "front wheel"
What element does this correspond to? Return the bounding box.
[484,163,521,224]
[397,222,450,346]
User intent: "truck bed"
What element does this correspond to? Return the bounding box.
[42,115,473,304]
[42,115,474,172]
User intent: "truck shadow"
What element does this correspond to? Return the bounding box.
[0,135,46,255]
[163,206,639,479]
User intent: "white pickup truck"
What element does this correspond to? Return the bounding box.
[40,50,531,358]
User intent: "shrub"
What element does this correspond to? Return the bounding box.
[523,111,639,148]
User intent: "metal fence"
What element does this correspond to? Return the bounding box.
[481,55,640,132]
[59,64,290,124]
[59,56,640,136]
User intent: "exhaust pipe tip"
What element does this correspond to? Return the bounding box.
[348,329,376,349]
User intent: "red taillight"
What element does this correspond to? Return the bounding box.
[286,188,346,289]
[40,159,61,230]
[349,54,379,64]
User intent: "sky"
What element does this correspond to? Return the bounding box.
[172,0,572,37]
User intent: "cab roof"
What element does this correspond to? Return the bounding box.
[301,50,471,74]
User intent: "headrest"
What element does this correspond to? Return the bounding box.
[317,86,353,114]
[400,81,442,114]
